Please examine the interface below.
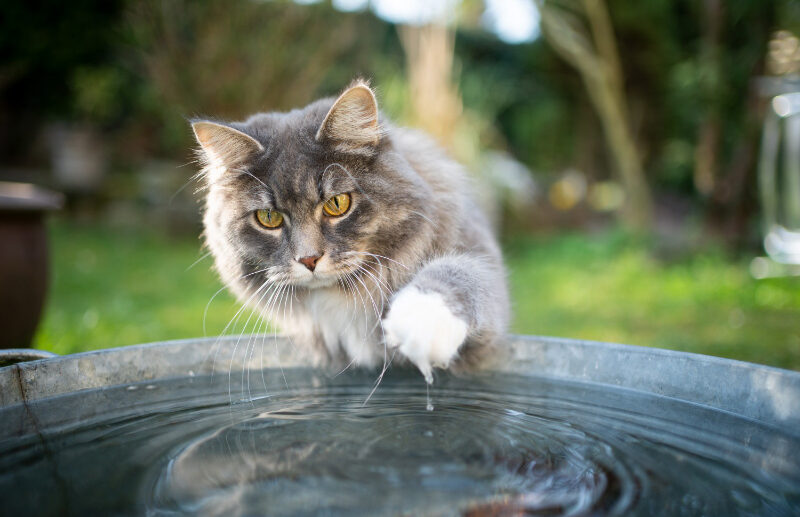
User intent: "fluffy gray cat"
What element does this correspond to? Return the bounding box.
[192,80,509,383]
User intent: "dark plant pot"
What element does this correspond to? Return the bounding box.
[0,182,62,349]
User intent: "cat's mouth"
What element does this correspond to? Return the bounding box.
[287,260,357,289]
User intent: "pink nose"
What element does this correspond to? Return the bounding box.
[298,255,322,271]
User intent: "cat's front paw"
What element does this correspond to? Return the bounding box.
[382,286,468,384]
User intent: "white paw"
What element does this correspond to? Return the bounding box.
[382,287,468,384]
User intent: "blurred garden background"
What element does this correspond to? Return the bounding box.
[1,0,799,369]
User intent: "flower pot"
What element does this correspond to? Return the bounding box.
[0,182,62,348]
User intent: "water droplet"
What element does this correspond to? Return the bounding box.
[426,383,433,411]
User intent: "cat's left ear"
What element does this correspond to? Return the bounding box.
[316,80,382,155]
[192,121,264,175]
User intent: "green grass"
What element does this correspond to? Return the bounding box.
[34,221,800,370]
[34,221,241,355]
[505,232,800,370]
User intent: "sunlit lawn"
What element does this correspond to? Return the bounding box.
[34,221,240,355]
[34,220,800,371]
[506,232,800,370]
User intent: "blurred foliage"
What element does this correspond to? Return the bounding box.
[456,0,800,190]
[70,66,132,125]
[0,0,408,164]
[35,220,800,370]
[0,0,126,118]
[3,0,800,216]
[0,0,127,160]
[124,0,404,155]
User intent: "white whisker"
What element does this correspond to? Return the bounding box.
[333,356,358,378]
[363,347,398,406]
[345,250,409,270]
[231,167,271,191]
[185,250,213,272]
[355,265,389,334]
[203,267,270,337]
[409,209,436,227]
[207,272,275,380]
[229,279,279,405]
[322,162,374,203]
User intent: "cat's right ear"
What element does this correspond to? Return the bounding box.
[192,121,263,177]
[316,81,382,155]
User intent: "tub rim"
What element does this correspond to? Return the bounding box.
[2,335,798,432]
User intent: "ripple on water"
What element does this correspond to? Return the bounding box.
[0,369,798,516]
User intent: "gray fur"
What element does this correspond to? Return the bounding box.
[193,82,509,373]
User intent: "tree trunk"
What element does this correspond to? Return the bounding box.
[398,23,462,149]
[538,0,653,231]
[694,0,723,196]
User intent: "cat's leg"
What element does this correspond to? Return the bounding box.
[381,253,508,383]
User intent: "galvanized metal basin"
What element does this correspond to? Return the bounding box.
[2,335,799,516]
[3,335,799,426]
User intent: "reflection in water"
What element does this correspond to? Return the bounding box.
[1,369,799,516]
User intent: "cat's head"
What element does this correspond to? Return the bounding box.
[193,81,431,299]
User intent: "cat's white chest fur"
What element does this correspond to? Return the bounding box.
[301,288,383,367]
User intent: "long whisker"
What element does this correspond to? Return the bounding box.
[353,264,393,394]
[360,260,393,296]
[345,251,409,270]
[206,270,275,379]
[253,294,270,399]
[255,272,289,395]
[203,267,270,337]
[256,280,287,399]
[279,281,295,386]
[352,271,381,321]
[241,280,278,404]
[322,162,374,203]
[346,257,400,403]
[356,266,389,334]
[346,273,371,338]
[268,281,290,390]
[228,279,280,405]
[185,250,213,272]
[333,356,358,378]
[409,209,436,227]
[170,169,204,206]
[360,262,393,312]
[363,347,398,406]
[231,167,271,191]
[337,276,359,336]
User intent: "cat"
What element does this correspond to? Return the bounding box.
[192,80,509,383]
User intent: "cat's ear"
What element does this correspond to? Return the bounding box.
[192,121,263,174]
[316,81,381,154]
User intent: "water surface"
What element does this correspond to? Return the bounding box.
[1,368,798,516]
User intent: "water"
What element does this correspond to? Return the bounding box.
[1,368,799,516]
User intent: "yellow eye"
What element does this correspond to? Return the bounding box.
[323,193,351,217]
[255,209,283,229]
